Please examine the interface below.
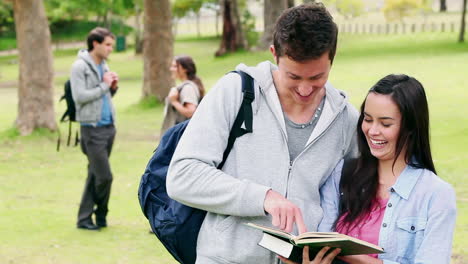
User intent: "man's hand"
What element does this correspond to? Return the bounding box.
[103,72,114,86]
[110,72,119,91]
[263,189,307,233]
[104,72,119,90]
[109,72,119,91]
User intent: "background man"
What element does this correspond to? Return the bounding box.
[71,27,119,231]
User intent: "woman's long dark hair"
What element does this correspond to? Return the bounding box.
[336,74,436,232]
[175,55,205,99]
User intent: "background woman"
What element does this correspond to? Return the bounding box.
[160,55,205,134]
[280,74,457,264]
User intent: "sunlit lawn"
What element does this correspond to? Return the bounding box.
[0,32,467,263]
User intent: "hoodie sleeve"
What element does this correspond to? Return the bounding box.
[70,60,110,104]
[166,72,270,217]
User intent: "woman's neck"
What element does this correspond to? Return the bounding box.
[179,70,189,81]
[377,155,407,198]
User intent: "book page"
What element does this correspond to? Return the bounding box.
[245,223,293,240]
[245,223,339,241]
[295,231,340,240]
[294,238,384,255]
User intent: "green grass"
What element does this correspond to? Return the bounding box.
[0,32,467,263]
[0,37,16,50]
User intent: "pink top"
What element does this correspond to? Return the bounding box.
[335,198,388,258]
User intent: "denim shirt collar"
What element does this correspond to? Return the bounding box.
[390,164,422,200]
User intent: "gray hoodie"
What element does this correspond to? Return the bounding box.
[70,49,115,125]
[167,61,358,264]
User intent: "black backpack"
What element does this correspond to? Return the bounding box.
[60,80,76,122]
[138,71,255,264]
[57,79,79,151]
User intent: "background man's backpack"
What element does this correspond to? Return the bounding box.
[57,79,79,151]
[138,71,254,264]
[60,80,76,122]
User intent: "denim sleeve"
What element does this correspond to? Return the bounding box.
[413,184,457,264]
[318,159,343,232]
[382,260,400,264]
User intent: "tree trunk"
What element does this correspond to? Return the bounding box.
[215,9,220,36]
[13,0,56,135]
[303,0,315,3]
[287,0,294,8]
[106,11,112,29]
[258,0,288,50]
[459,0,467,42]
[134,4,143,54]
[215,0,247,56]
[142,0,174,100]
[102,11,108,27]
[440,0,447,12]
[196,12,201,37]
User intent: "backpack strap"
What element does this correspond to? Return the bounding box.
[218,71,255,169]
[67,120,72,146]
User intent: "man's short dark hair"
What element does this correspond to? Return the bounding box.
[87,27,115,51]
[273,3,338,63]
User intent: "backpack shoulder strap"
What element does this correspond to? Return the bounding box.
[176,81,190,92]
[218,71,255,169]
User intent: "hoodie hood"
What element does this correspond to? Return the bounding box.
[77,49,108,76]
[235,61,352,145]
[235,60,349,113]
[236,61,275,93]
[77,49,94,65]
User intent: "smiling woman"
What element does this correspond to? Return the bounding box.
[312,74,457,264]
[362,92,402,162]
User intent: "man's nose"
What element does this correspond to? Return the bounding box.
[297,82,314,96]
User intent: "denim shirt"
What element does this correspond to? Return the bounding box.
[81,62,113,127]
[95,63,112,126]
[318,159,457,264]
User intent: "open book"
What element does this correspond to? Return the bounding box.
[245,223,384,262]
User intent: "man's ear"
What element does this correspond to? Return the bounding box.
[269,45,279,64]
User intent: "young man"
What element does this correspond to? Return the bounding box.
[167,3,358,263]
[71,27,119,231]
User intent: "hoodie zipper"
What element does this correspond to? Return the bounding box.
[286,110,343,197]
[261,86,347,197]
[286,160,293,197]
[260,88,293,196]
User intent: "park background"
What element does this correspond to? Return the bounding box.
[0,0,467,263]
